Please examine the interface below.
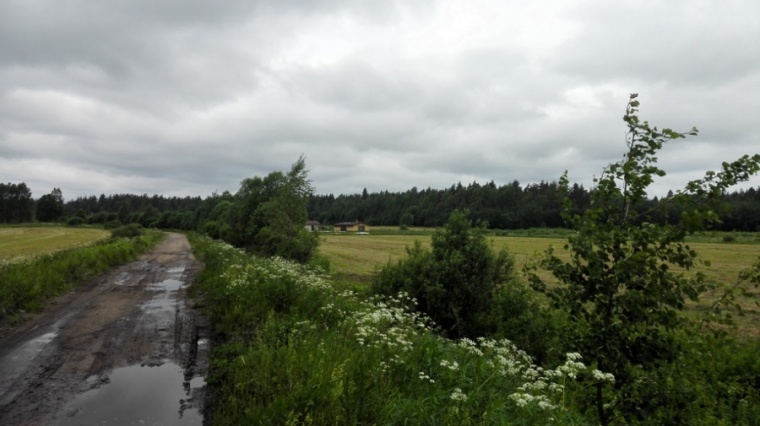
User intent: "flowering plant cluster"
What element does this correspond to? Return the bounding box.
[195,236,610,424]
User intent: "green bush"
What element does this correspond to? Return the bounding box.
[66,216,84,226]
[110,223,144,238]
[372,209,524,340]
[103,219,122,229]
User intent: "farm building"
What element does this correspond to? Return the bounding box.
[305,220,321,231]
[333,221,369,233]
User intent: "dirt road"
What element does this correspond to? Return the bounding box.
[0,233,208,425]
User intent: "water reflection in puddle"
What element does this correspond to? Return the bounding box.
[58,362,204,425]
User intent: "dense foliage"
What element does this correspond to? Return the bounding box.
[372,210,513,339]
[307,181,760,231]
[36,188,65,222]
[196,156,319,262]
[0,182,34,223]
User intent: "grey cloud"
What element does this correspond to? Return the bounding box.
[1,0,758,200]
[550,2,760,87]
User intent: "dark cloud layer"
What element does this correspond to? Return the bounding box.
[1,0,758,201]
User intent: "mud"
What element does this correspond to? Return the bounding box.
[0,233,208,426]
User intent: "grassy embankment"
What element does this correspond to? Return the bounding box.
[318,228,760,336]
[0,226,164,325]
[190,234,596,425]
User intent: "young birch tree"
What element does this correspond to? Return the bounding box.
[528,94,760,425]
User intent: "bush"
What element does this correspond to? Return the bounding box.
[103,219,123,229]
[66,216,84,226]
[110,223,144,238]
[372,210,524,340]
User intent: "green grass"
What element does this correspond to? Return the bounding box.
[0,226,110,263]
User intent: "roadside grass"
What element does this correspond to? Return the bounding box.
[189,235,598,425]
[318,232,760,336]
[0,230,165,326]
[0,226,110,263]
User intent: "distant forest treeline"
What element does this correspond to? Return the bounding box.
[2,180,760,231]
[308,181,760,231]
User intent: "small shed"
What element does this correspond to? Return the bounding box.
[305,220,321,231]
[334,221,369,233]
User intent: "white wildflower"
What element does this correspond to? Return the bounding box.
[450,388,468,402]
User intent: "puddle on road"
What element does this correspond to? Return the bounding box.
[150,278,184,292]
[143,267,187,311]
[148,266,186,293]
[58,362,205,425]
[58,264,206,424]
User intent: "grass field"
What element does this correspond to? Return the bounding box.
[317,231,760,336]
[0,226,110,263]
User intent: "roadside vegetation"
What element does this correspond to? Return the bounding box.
[189,95,760,425]
[190,234,596,425]
[0,227,163,326]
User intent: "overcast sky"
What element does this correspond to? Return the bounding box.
[2,0,759,201]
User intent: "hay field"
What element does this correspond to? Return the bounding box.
[318,233,570,279]
[0,227,110,263]
[317,232,760,335]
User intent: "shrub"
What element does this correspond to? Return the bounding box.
[110,223,144,238]
[372,209,523,340]
[103,219,123,229]
[66,216,84,226]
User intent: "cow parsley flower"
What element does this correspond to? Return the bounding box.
[450,388,468,402]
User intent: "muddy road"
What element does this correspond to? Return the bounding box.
[0,233,209,425]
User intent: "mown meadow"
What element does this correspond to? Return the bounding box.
[0,226,164,326]
[317,230,760,336]
[0,225,110,263]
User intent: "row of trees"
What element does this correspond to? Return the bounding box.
[308,181,760,231]
[0,182,35,223]
[3,176,760,233]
